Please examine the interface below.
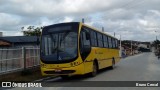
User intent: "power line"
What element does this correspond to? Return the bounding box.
[91,0,147,32]
[74,0,147,33]
[117,0,138,9]
[98,0,147,21]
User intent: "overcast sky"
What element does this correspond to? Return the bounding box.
[0,0,160,41]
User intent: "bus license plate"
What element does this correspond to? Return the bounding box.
[55,69,62,72]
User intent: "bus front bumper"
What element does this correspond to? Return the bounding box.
[41,63,85,76]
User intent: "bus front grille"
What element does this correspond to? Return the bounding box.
[44,70,75,74]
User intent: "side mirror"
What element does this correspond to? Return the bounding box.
[83,45,91,53]
[86,32,90,40]
[37,37,40,45]
[81,45,91,60]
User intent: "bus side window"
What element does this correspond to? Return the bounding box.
[106,36,109,48]
[115,39,118,48]
[112,38,115,48]
[81,29,90,46]
[108,37,112,48]
[103,35,108,48]
[90,30,98,47]
[97,33,103,47]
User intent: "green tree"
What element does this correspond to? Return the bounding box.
[21,26,42,36]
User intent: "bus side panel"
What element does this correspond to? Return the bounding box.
[109,49,120,65]
[115,49,120,64]
[83,47,120,74]
[93,48,120,69]
[99,48,115,69]
[96,48,111,69]
[83,47,97,74]
[83,61,93,74]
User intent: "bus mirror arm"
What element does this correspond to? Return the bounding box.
[86,33,90,40]
[37,37,40,45]
[83,45,91,54]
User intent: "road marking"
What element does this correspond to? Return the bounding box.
[122,53,143,61]
[33,76,59,82]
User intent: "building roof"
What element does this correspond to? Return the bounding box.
[0,36,39,43]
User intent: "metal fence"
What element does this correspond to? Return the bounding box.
[0,47,40,74]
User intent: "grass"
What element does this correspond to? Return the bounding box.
[0,67,49,82]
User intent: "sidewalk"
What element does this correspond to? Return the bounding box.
[0,67,43,82]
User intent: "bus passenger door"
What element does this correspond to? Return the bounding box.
[80,28,92,73]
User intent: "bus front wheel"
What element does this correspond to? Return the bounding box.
[111,59,115,69]
[91,61,98,77]
[60,75,69,79]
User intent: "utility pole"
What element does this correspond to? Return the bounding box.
[155,31,157,40]
[131,40,132,55]
[114,32,115,37]
[155,31,158,49]
[82,18,84,23]
[156,36,157,40]
[120,35,122,57]
[102,27,104,32]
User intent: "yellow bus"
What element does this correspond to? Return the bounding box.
[40,22,120,79]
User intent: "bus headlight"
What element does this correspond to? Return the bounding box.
[70,62,79,66]
[41,64,46,68]
[70,63,74,67]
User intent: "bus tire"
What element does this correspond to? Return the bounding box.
[60,75,69,79]
[91,61,98,77]
[111,59,115,69]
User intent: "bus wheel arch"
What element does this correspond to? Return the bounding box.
[111,57,115,69]
[90,59,99,77]
[60,75,69,79]
[94,59,99,70]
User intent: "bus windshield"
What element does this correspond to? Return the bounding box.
[41,31,78,62]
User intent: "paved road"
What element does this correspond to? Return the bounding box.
[85,52,160,81]
[6,52,160,90]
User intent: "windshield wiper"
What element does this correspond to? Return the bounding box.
[59,32,69,46]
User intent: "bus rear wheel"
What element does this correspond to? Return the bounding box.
[60,75,69,79]
[111,59,115,69]
[91,61,98,77]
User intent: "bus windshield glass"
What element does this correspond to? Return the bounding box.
[41,30,78,62]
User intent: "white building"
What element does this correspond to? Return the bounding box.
[138,44,148,48]
[0,32,2,37]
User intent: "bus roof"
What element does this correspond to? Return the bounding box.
[43,22,118,40]
[81,22,118,40]
[43,22,79,29]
